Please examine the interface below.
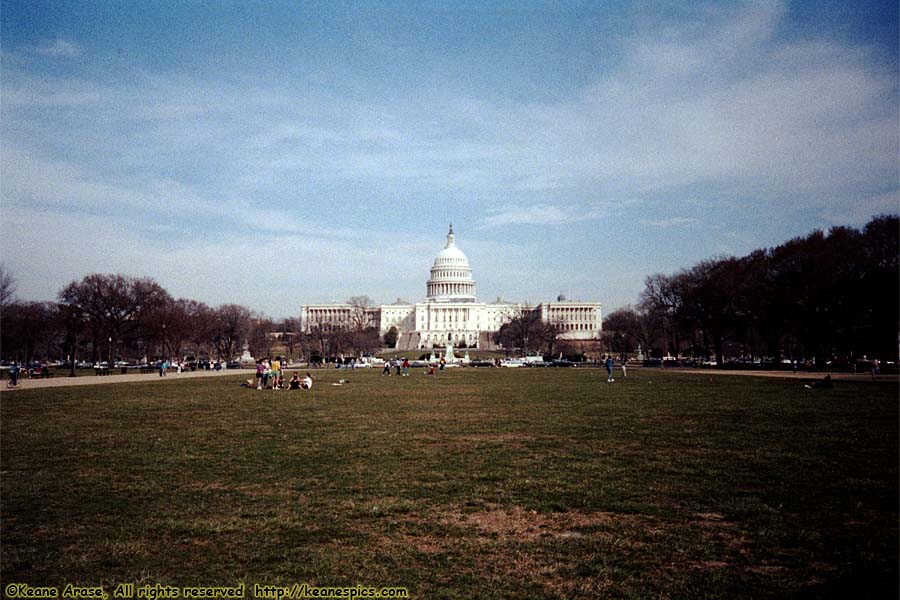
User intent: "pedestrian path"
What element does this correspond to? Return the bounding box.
[3,368,256,391]
[665,367,895,382]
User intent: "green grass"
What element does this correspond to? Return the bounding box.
[1,369,897,598]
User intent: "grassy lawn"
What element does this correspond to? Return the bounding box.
[1,368,897,598]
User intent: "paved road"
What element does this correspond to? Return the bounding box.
[4,366,894,392]
[661,367,896,382]
[3,368,257,391]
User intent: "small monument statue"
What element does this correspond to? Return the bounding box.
[239,341,254,365]
[445,343,455,362]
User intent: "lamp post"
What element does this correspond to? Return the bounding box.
[162,323,166,362]
[108,336,113,369]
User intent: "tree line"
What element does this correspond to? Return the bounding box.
[493,312,570,357]
[602,214,898,367]
[3,215,896,367]
[0,272,390,366]
[0,272,288,365]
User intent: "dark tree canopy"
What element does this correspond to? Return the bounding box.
[384,326,399,348]
[634,215,899,367]
[58,273,171,362]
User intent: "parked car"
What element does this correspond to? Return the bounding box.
[549,359,577,367]
[500,359,525,368]
[469,360,495,368]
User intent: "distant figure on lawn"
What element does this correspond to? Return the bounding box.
[289,372,301,389]
[382,361,391,376]
[605,355,615,382]
[302,373,313,389]
[256,360,264,389]
[402,357,410,376]
[621,361,627,378]
[271,356,281,382]
[804,375,833,390]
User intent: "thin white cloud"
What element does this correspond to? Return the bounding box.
[34,39,81,58]
[479,205,606,228]
[641,217,699,228]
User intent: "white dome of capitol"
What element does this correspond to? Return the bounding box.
[426,224,477,301]
[431,224,472,272]
[432,243,470,268]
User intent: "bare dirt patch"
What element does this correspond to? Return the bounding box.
[441,504,647,542]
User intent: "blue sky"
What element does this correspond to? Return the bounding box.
[2,0,897,319]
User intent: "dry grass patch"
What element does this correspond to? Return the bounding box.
[441,504,642,543]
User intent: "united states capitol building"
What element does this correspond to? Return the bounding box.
[301,226,602,350]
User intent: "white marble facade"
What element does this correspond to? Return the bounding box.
[301,226,602,348]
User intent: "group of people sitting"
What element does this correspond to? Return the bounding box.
[251,357,313,390]
[286,372,314,390]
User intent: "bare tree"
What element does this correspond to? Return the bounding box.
[639,272,688,359]
[59,273,171,362]
[1,301,58,364]
[141,297,200,360]
[184,301,218,359]
[0,263,16,312]
[540,319,564,357]
[281,317,301,361]
[247,314,275,359]
[214,304,252,361]
[602,307,643,361]
[495,306,543,356]
[347,295,375,331]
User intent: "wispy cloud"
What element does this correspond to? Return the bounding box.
[641,217,699,228]
[34,39,81,58]
[479,205,606,228]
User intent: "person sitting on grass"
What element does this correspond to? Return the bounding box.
[804,374,833,390]
[288,372,301,390]
[301,373,313,390]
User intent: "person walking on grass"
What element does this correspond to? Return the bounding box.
[605,355,615,382]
